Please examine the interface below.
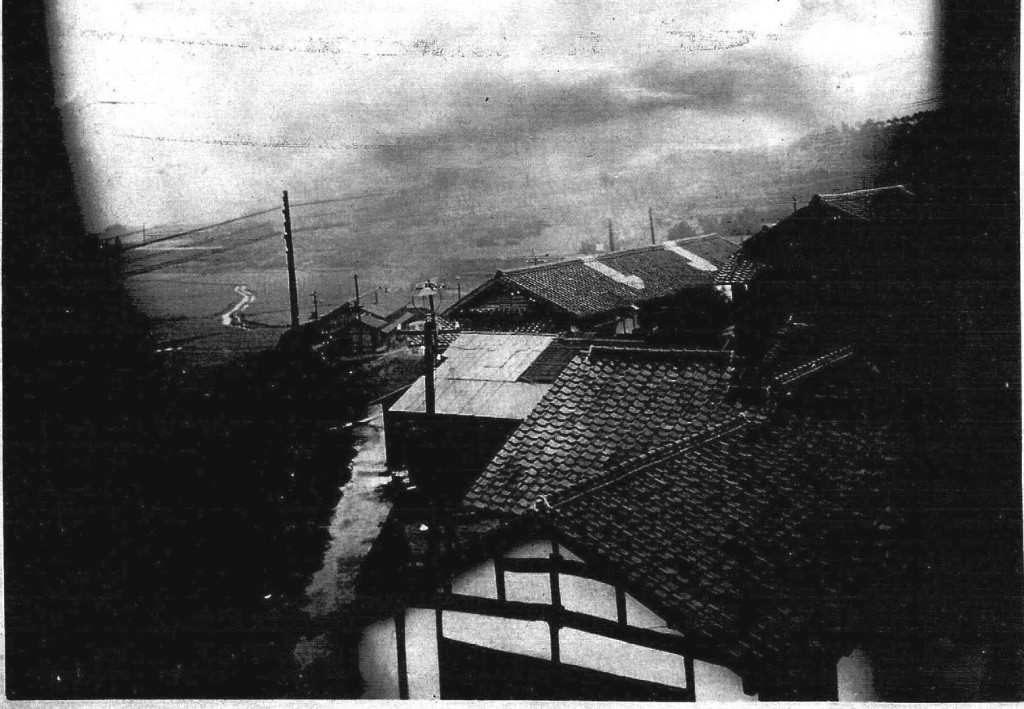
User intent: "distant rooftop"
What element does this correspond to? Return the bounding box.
[813,185,916,222]
[457,235,739,320]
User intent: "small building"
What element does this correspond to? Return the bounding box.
[281,300,389,362]
[383,332,579,495]
[446,235,738,338]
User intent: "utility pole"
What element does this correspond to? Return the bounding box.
[281,190,300,329]
[310,291,319,320]
[456,276,461,300]
[648,207,656,245]
[142,224,147,246]
[353,273,363,353]
[424,292,436,415]
[414,280,440,416]
[607,219,616,252]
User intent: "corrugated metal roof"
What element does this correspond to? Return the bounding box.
[389,332,556,419]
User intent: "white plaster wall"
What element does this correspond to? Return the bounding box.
[359,539,870,701]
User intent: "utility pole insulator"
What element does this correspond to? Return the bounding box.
[282,190,300,329]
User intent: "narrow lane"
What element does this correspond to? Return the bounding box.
[304,405,393,616]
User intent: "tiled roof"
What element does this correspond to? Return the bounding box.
[463,345,745,514]
[546,414,900,668]
[495,235,737,319]
[403,330,461,351]
[714,251,769,286]
[390,332,555,420]
[446,313,567,334]
[813,185,916,222]
[517,335,597,384]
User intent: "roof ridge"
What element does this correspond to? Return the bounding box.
[595,234,723,259]
[541,413,756,511]
[499,256,582,275]
[500,234,728,275]
[458,330,554,338]
[773,345,855,386]
[587,344,734,363]
[815,184,912,199]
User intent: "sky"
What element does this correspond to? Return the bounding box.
[49,0,937,233]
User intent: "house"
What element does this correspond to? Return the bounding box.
[280,300,389,361]
[716,185,921,291]
[713,186,923,362]
[390,313,462,353]
[383,332,584,495]
[445,235,737,339]
[360,406,898,701]
[361,318,900,701]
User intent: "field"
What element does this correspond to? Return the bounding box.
[119,117,890,370]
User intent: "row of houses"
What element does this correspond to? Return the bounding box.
[359,186,937,700]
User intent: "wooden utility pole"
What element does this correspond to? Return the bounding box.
[424,293,436,415]
[281,191,300,328]
[648,207,656,245]
[353,273,363,353]
[607,219,616,252]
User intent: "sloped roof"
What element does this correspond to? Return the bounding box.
[813,185,916,222]
[714,251,769,286]
[319,300,388,328]
[517,335,596,384]
[485,235,738,319]
[389,332,555,420]
[463,345,745,513]
[546,414,900,669]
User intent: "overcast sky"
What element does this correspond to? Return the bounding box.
[50,0,936,231]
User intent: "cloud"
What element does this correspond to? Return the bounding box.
[633,49,821,123]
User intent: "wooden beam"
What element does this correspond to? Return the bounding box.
[428,593,696,657]
[493,555,506,602]
[501,555,611,585]
[395,610,409,700]
[549,551,562,664]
